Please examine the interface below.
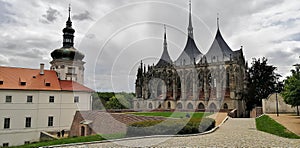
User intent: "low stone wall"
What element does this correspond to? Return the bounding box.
[250,107,263,118]
[262,93,296,114]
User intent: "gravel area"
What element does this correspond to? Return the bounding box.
[60,118,300,147]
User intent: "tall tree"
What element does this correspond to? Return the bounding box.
[245,57,277,110]
[281,66,300,116]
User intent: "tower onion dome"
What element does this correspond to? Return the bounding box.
[51,5,84,61]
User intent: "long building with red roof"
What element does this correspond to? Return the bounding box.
[0,6,93,147]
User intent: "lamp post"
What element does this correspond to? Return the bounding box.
[275,83,279,116]
[275,74,281,117]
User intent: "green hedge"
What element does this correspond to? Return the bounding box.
[127,118,215,137]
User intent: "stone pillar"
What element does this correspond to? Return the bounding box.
[193,70,198,100]
[204,72,208,101]
[173,77,176,100]
[181,70,186,100]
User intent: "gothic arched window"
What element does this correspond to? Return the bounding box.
[187,103,193,110]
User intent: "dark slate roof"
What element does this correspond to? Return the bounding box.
[175,36,202,66]
[155,27,173,68]
[155,50,173,68]
[155,46,173,68]
[205,29,234,63]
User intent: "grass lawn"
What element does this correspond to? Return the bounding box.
[11,133,126,148]
[128,112,209,119]
[11,135,104,148]
[256,115,300,139]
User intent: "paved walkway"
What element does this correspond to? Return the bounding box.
[268,114,300,136]
[207,112,228,126]
[61,118,300,147]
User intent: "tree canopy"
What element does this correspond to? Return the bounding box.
[245,57,278,110]
[281,66,300,116]
[92,92,135,110]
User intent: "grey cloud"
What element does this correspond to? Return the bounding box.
[275,33,300,43]
[0,1,16,25]
[85,34,96,39]
[289,33,300,41]
[266,50,297,67]
[0,54,9,65]
[40,7,61,24]
[73,10,93,21]
[16,49,46,59]
[292,47,300,53]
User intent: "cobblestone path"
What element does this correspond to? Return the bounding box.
[61,118,300,147]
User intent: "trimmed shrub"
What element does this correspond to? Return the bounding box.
[126,118,215,137]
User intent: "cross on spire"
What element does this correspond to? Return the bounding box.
[68,4,71,19]
[217,13,220,29]
[62,4,75,48]
[164,24,167,48]
[188,0,193,38]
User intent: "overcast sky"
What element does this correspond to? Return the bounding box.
[1,0,300,92]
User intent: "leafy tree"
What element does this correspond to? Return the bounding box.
[105,96,128,109]
[281,67,300,116]
[93,92,135,110]
[245,57,277,110]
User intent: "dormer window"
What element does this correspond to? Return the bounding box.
[44,79,51,86]
[20,81,26,86]
[45,82,51,86]
[68,67,75,74]
[19,78,26,86]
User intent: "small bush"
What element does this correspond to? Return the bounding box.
[127,118,215,137]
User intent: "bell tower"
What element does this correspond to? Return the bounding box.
[50,5,85,84]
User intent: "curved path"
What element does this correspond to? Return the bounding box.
[61,118,300,147]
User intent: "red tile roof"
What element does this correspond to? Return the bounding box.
[60,80,94,92]
[0,66,93,92]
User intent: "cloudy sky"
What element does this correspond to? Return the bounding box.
[1,0,300,92]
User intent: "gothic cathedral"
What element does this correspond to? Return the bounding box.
[134,1,247,117]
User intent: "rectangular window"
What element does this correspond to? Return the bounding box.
[48,116,53,127]
[24,141,30,144]
[2,143,9,147]
[214,79,217,88]
[0,80,3,85]
[27,96,33,103]
[49,96,54,103]
[20,81,26,86]
[68,67,75,74]
[74,96,79,103]
[45,82,51,86]
[25,117,31,128]
[4,118,10,129]
[5,96,12,103]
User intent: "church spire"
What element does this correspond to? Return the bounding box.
[217,13,220,29]
[62,4,75,48]
[164,24,167,50]
[155,25,173,68]
[188,0,193,38]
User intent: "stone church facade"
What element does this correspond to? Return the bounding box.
[134,1,247,117]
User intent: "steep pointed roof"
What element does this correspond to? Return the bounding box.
[175,0,202,66]
[205,27,234,63]
[155,25,173,68]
